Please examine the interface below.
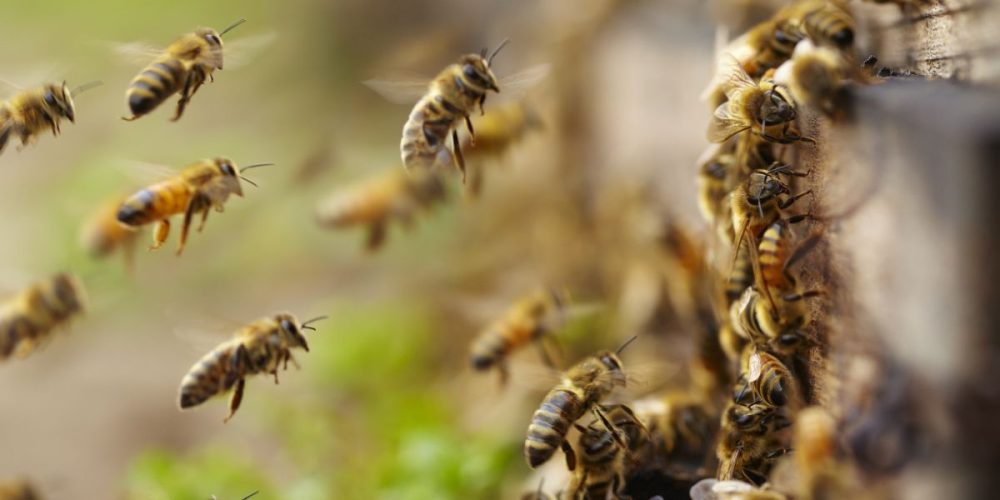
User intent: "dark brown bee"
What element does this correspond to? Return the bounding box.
[569,404,647,499]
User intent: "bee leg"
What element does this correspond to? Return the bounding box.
[123,232,137,276]
[478,94,486,115]
[178,196,202,256]
[778,189,813,210]
[560,439,577,471]
[781,231,823,285]
[366,220,387,252]
[464,114,475,146]
[272,369,280,384]
[782,290,823,302]
[452,129,467,183]
[172,70,204,122]
[223,378,245,423]
[150,220,170,251]
[197,206,211,232]
[593,406,631,456]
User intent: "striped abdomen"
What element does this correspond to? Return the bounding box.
[801,3,854,48]
[758,222,791,291]
[178,343,244,409]
[726,244,753,302]
[126,56,188,118]
[117,180,192,227]
[524,388,585,468]
[470,321,533,370]
[400,72,483,170]
[0,312,35,360]
[748,21,802,77]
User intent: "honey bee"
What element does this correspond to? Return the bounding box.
[315,168,447,252]
[0,479,41,500]
[0,273,86,361]
[716,401,789,483]
[696,143,737,229]
[733,286,821,355]
[708,56,812,145]
[524,338,636,469]
[757,219,822,295]
[0,80,101,156]
[734,351,803,411]
[462,100,543,196]
[777,406,859,500]
[782,0,855,51]
[80,193,140,271]
[773,40,850,115]
[469,288,568,386]
[122,18,246,122]
[178,313,326,422]
[632,391,716,475]
[116,158,270,255]
[568,404,647,499]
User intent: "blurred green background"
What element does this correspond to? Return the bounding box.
[0,0,720,498]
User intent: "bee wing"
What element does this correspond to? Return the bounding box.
[622,361,681,397]
[115,160,179,186]
[707,102,750,143]
[363,73,432,105]
[718,53,757,98]
[504,359,566,390]
[496,63,551,95]
[746,351,762,382]
[110,41,165,65]
[221,32,278,69]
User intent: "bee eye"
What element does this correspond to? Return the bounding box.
[463,64,478,78]
[206,34,221,45]
[280,319,296,334]
[832,29,854,47]
[44,93,57,106]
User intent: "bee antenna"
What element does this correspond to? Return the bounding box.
[220,18,247,37]
[240,162,274,172]
[487,38,510,66]
[241,492,259,500]
[239,176,258,188]
[615,335,639,355]
[301,315,329,329]
[71,80,103,96]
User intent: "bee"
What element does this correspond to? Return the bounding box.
[632,391,716,474]
[524,337,637,469]
[781,407,860,500]
[734,351,803,411]
[708,56,812,145]
[177,313,326,422]
[80,193,140,271]
[691,478,789,500]
[469,288,568,386]
[773,40,850,115]
[782,0,855,51]
[315,168,447,252]
[716,401,789,483]
[733,286,821,355]
[0,479,41,500]
[122,18,246,122]
[757,219,822,295]
[0,80,101,156]
[568,404,647,499]
[0,273,86,361]
[116,158,270,255]
[462,100,543,196]
[696,143,737,229]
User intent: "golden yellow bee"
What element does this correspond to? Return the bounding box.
[0,80,100,156]
[708,56,812,145]
[774,40,850,115]
[0,479,41,500]
[733,286,821,355]
[524,338,636,469]
[469,288,568,386]
[177,312,326,422]
[80,193,140,271]
[0,273,86,362]
[568,404,647,500]
[315,168,447,252]
[122,18,246,121]
[116,158,269,255]
[781,0,855,51]
[734,351,803,411]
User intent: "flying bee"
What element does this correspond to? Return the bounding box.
[0,479,41,500]
[121,18,246,121]
[469,288,568,386]
[708,56,812,145]
[568,404,647,499]
[80,193,140,272]
[365,41,549,180]
[177,313,326,422]
[0,80,101,156]
[773,40,850,115]
[315,168,447,252]
[116,158,270,255]
[734,351,803,411]
[717,401,790,484]
[524,337,637,469]
[462,100,543,196]
[0,273,86,361]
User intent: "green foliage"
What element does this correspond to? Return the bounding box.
[125,448,272,500]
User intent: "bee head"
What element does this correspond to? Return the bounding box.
[276,313,310,352]
[459,54,500,93]
[196,27,225,69]
[42,82,76,122]
[746,171,788,204]
[214,157,243,197]
[759,87,796,125]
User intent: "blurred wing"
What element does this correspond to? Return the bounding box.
[505,359,566,391]
[623,361,680,397]
[223,32,277,69]
[363,73,431,105]
[707,103,750,143]
[111,41,164,65]
[718,53,756,98]
[115,160,178,185]
[746,351,762,382]
[497,63,551,95]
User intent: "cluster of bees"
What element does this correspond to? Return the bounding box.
[0,1,926,497]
